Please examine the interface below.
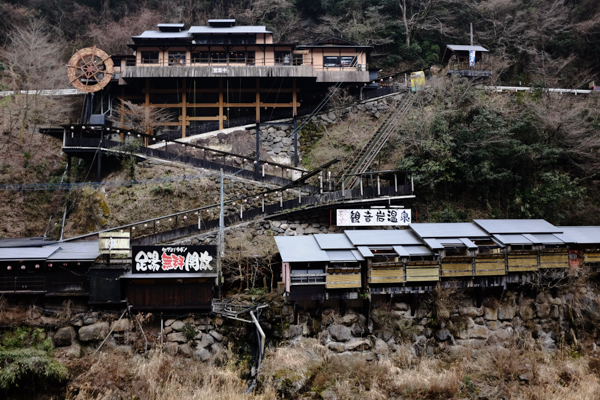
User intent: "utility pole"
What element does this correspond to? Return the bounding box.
[217,168,224,299]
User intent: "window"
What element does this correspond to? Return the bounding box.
[168,51,186,66]
[275,51,292,65]
[293,54,303,66]
[191,52,210,63]
[246,51,256,65]
[141,51,159,64]
[290,268,326,284]
[211,51,227,63]
[229,51,246,63]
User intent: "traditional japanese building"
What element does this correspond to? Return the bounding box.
[73,19,373,139]
[275,219,600,301]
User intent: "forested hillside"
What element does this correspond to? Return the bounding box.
[1,0,599,86]
[1,0,600,237]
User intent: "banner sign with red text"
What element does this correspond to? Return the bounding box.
[132,246,216,274]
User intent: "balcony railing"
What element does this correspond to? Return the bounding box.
[135,57,365,71]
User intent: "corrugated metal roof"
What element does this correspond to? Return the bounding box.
[326,250,359,262]
[424,238,444,250]
[356,246,374,257]
[133,31,192,39]
[314,234,355,250]
[188,26,270,34]
[493,234,532,245]
[460,238,478,249]
[157,23,185,28]
[344,230,422,246]
[208,19,236,23]
[0,238,57,248]
[404,246,434,256]
[274,236,329,262]
[392,245,410,257]
[446,45,489,52]
[475,219,560,234]
[0,245,60,260]
[48,242,100,261]
[555,227,600,244]
[438,239,466,246]
[351,250,364,261]
[410,222,489,238]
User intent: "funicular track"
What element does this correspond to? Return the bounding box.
[343,94,414,189]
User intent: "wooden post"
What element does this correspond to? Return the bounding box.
[120,88,125,142]
[144,79,150,146]
[219,78,224,130]
[181,78,187,138]
[255,78,261,122]
[292,78,297,116]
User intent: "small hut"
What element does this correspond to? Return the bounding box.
[441,45,491,77]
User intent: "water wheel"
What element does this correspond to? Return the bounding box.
[67,46,114,93]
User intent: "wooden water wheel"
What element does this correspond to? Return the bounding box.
[67,46,114,93]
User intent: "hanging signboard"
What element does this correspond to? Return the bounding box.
[336,209,411,227]
[132,246,216,274]
[99,232,130,255]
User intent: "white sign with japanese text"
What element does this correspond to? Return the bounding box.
[336,209,411,226]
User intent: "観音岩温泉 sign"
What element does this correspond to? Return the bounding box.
[336,209,411,226]
[132,246,216,274]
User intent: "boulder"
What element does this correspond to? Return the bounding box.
[484,307,498,321]
[342,314,358,326]
[435,329,452,342]
[393,302,410,312]
[344,339,372,351]
[374,338,389,356]
[536,303,551,319]
[327,342,346,353]
[165,319,176,327]
[328,324,352,342]
[179,344,193,358]
[171,321,186,332]
[498,304,516,320]
[78,322,109,342]
[209,330,223,342]
[54,326,76,347]
[459,307,483,318]
[520,306,535,320]
[193,348,211,361]
[110,318,130,333]
[287,324,303,339]
[167,332,187,343]
[469,325,490,340]
[164,342,178,356]
[199,333,215,348]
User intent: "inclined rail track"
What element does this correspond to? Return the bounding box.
[343,94,414,189]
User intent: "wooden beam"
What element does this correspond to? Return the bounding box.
[293,78,297,116]
[181,78,187,138]
[145,79,150,145]
[256,78,260,122]
[120,88,125,142]
[187,116,228,121]
[147,102,294,108]
[219,78,224,130]
[142,88,299,94]
[152,121,190,126]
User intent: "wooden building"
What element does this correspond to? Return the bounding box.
[0,239,99,297]
[102,19,372,137]
[274,219,600,300]
[440,45,491,77]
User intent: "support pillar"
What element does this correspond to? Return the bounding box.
[181,78,187,138]
[144,79,150,146]
[219,78,224,130]
[120,88,125,142]
[255,78,261,122]
[97,132,102,182]
[255,122,260,179]
[293,116,298,167]
[292,78,297,116]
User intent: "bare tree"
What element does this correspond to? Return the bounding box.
[110,100,175,135]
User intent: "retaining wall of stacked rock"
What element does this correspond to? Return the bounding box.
[282,289,589,360]
[260,94,405,164]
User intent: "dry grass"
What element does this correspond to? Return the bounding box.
[259,337,600,400]
[66,349,277,400]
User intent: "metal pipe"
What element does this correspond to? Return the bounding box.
[249,311,265,367]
